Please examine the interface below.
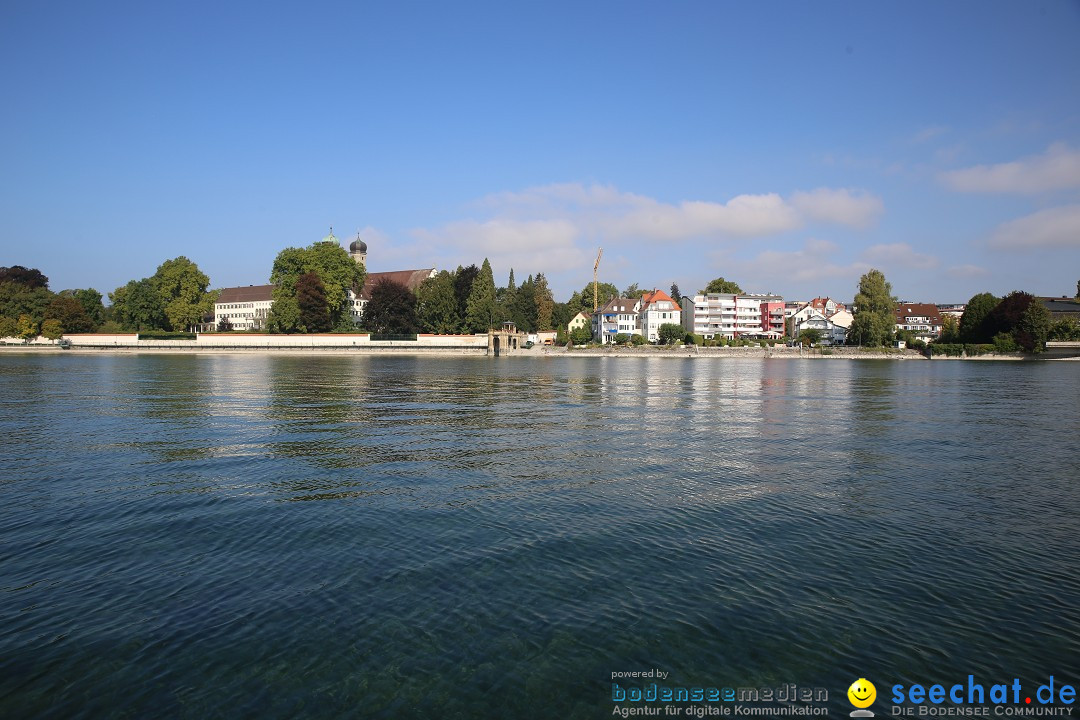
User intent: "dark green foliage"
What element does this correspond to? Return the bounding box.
[798,328,823,346]
[137,331,196,340]
[703,277,743,294]
[631,333,647,346]
[670,282,681,301]
[534,273,554,331]
[296,272,332,332]
[0,266,48,289]
[417,270,460,333]
[454,264,480,322]
[849,269,896,346]
[613,333,630,345]
[570,326,592,345]
[1014,299,1051,352]
[71,289,105,327]
[658,323,683,345]
[110,278,167,331]
[217,316,234,332]
[568,282,618,313]
[268,241,365,332]
[45,295,94,333]
[959,292,1000,343]
[0,316,16,338]
[361,278,418,334]
[465,260,497,332]
[983,291,1038,350]
[1049,317,1080,341]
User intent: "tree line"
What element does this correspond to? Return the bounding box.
[0,266,106,340]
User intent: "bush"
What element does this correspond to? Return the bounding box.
[992,332,1018,353]
[137,331,197,340]
[657,323,683,345]
[613,333,629,345]
[631,334,647,346]
[759,341,768,348]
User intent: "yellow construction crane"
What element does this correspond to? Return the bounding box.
[593,247,603,311]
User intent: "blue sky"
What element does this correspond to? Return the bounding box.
[2,0,1079,304]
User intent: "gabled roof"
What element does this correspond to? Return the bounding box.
[595,297,640,315]
[894,303,943,323]
[640,289,681,312]
[358,269,436,300]
[217,285,275,304]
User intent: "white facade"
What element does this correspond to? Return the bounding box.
[214,285,275,331]
[681,293,771,339]
[638,291,682,343]
[592,298,642,344]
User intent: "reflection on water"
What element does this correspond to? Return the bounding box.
[0,355,1078,719]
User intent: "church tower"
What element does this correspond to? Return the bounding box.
[349,232,367,268]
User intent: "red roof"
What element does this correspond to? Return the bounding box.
[640,289,681,312]
[894,303,943,323]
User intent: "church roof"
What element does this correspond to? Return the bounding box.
[358,269,436,300]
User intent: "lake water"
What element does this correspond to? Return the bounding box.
[1,354,1078,719]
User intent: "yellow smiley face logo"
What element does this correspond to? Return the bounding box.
[848,678,876,708]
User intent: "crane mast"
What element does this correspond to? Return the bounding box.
[593,247,603,311]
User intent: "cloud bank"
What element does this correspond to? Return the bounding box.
[940,143,1080,194]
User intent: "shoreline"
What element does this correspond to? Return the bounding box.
[0,344,1058,359]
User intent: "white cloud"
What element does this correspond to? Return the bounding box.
[940,143,1080,194]
[947,264,989,278]
[790,188,884,229]
[729,239,869,292]
[412,218,586,272]
[912,125,949,144]
[988,204,1080,249]
[859,243,938,269]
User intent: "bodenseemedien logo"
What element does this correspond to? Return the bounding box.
[847,678,877,717]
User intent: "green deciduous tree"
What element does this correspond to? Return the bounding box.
[1013,296,1051,352]
[1049,317,1080,341]
[799,328,823,346]
[849,269,896,346]
[361,278,418,334]
[17,314,37,341]
[568,282,618,313]
[67,289,105,328]
[938,314,960,344]
[45,295,95,333]
[570,326,592,345]
[959,292,1000,343]
[0,316,16,338]
[268,241,365,332]
[465,259,498,332]
[0,266,48,289]
[296,272,332,333]
[110,278,167,331]
[704,277,743,294]
[40,319,63,340]
[154,256,216,331]
[658,323,683,345]
[417,270,460,333]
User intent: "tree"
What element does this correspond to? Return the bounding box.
[514,275,538,331]
[1049,317,1080,341]
[268,241,365,331]
[613,333,630,345]
[45,295,94,333]
[959,292,1000,343]
[849,269,896,346]
[465,259,498,332]
[658,323,683,345]
[568,282,619,313]
[40,319,63,340]
[454,264,480,325]
[938,315,960,344]
[296,272,332,332]
[704,277,743,294]
[1012,296,1051,352]
[534,273,554,331]
[17,314,37,341]
[0,283,54,327]
[983,291,1034,342]
[217,316,234,332]
[798,328,823,346]
[570,326,592,345]
[361,278,418,334]
[416,270,459,334]
[70,289,105,327]
[110,278,167,331]
[551,302,573,334]
[0,317,15,338]
[622,283,645,299]
[0,266,49,289]
[154,256,216,331]
[1076,279,1079,300]
[670,282,681,301]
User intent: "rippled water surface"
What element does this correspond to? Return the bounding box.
[1,354,1079,718]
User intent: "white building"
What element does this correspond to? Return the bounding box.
[638,290,682,343]
[214,285,274,330]
[593,297,642,343]
[680,293,783,339]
